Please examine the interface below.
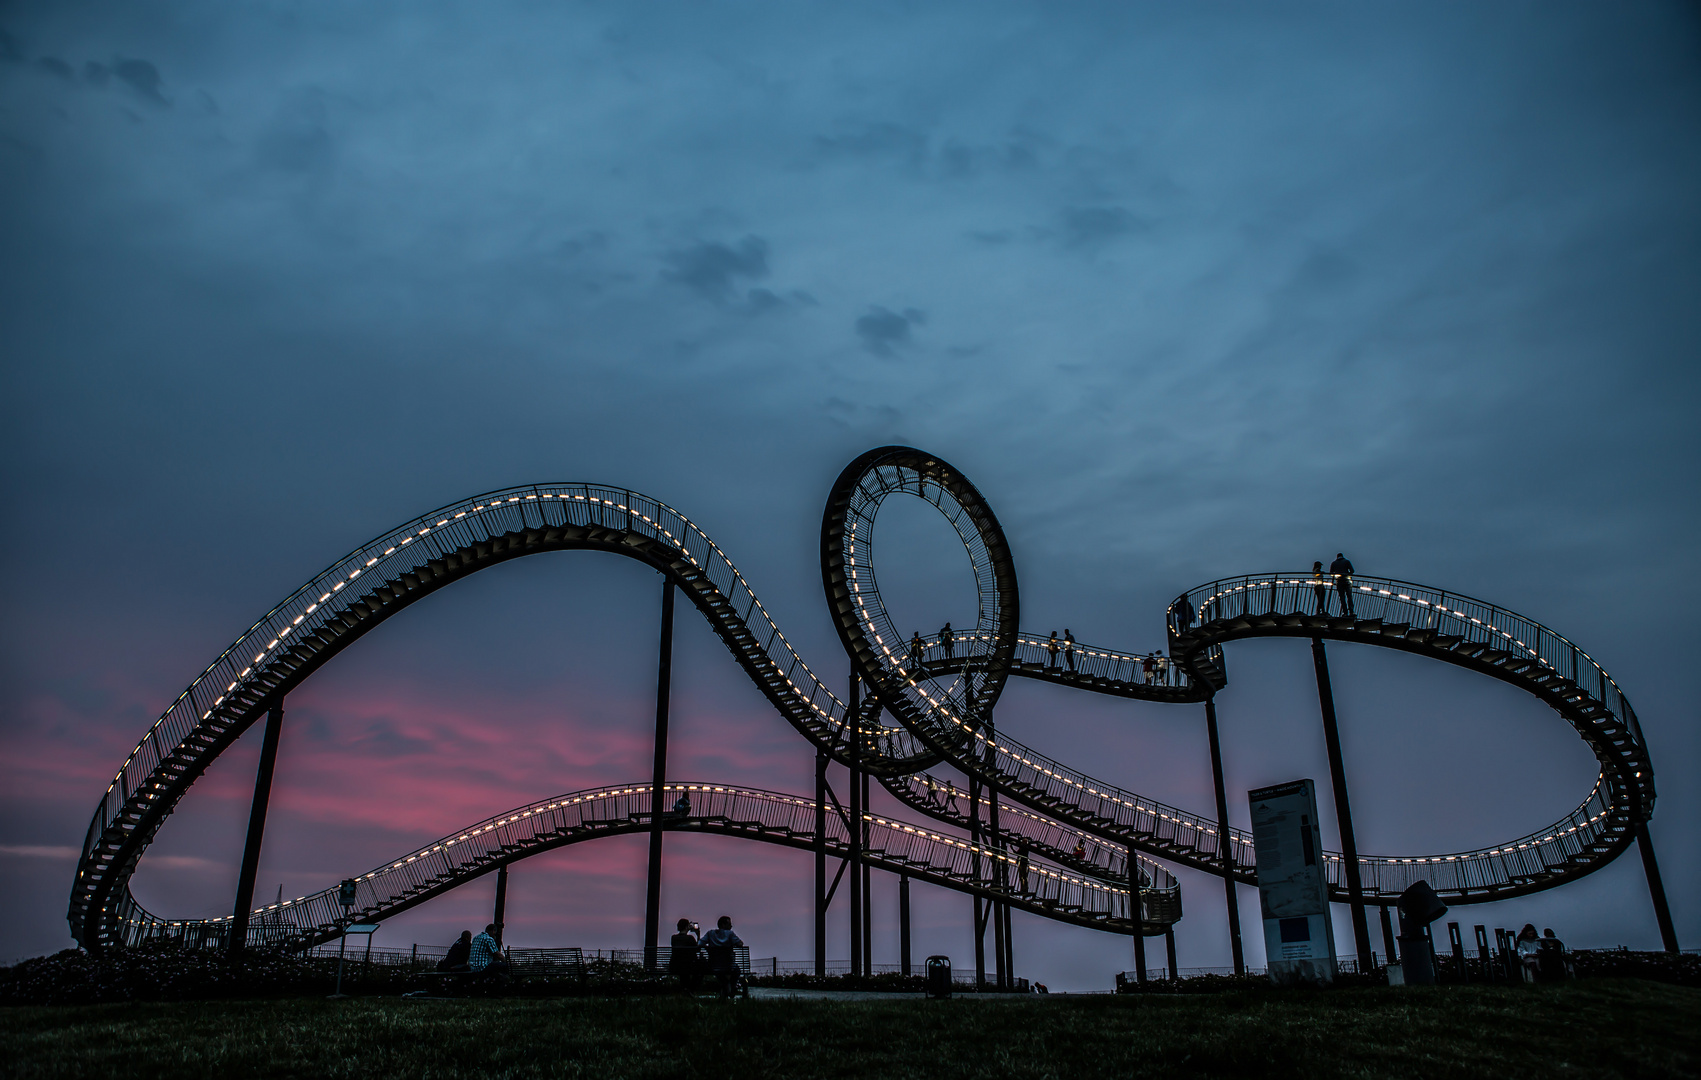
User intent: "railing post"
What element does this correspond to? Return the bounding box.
[229,699,285,958]
[1310,638,1375,970]
[1636,820,1681,952]
[643,580,675,970]
[1204,696,1245,975]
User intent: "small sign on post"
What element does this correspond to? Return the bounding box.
[1249,779,1337,987]
[330,879,362,999]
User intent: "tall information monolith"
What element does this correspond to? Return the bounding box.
[1249,779,1337,986]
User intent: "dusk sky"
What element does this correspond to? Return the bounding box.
[2,2,1697,990]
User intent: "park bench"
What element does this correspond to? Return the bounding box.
[507,947,587,982]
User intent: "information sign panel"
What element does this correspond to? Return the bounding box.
[1249,779,1336,986]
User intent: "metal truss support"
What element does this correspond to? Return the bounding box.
[1203,696,1245,975]
[899,873,912,976]
[1165,927,1178,981]
[1636,820,1680,952]
[230,699,285,958]
[815,749,828,976]
[493,864,508,943]
[1310,637,1374,969]
[1380,905,1399,964]
[643,580,675,969]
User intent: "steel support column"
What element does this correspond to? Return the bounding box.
[862,769,872,975]
[986,712,1006,990]
[493,864,508,944]
[815,749,827,976]
[1203,696,1244,975]
[970,774,986,989]
[1380,905,1398,964]
[1130,844,1147,983]
[643,580,675,969]
[1165,927,1178,981]
[1636,820,1680,952]
[848,674,863,977]
[229,699,285,957]
[899,873,912,976]
[1310,637,1374,969]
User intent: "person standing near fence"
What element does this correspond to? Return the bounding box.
[1311,561,1328,615]
[1046,631,1060,670]
[1064,630,1076,672]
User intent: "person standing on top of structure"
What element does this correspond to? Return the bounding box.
[909,631,925,673]
[1310,561,1328,616]
[939,622,954,660]
[1173,594,1194,633]
[1064,630,1076,672]
[1046,631,1060,670]
[1016,846,1030,892]
[1330,553,1356,616]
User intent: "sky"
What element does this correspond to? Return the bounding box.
[1,1,1698,990]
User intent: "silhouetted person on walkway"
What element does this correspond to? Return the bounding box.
[945,780,959,812]
[939,623,954,660]
[1046,631,1060,670]
[1310,562,1328,615]
[1330,553,1355,616]
[1173,594,1194,633]
[1016,846,1030,892]
[673,792,691,817]
[669,918,701,989]
[909,631,925,672]
[438,930,472,971]
[1142,653,1157,685]
[1064,630,1076,672]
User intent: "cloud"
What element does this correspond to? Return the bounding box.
[660,236,796,312]
[34,57,72,80]
[82,60,108,85]
[814,121,928,169]
[854,306,926,356]
[0,30,20,64]
[1058,206,1146,250]
[0,845,79,860]
[111,57,169,105]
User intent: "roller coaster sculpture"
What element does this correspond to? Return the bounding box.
[69,446,1675,965]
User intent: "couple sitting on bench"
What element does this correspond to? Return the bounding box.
[437,924,511,976]
[670,915,745,996]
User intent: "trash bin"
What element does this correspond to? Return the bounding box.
[924,955,952,999]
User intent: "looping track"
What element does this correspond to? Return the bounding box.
[71,448,1655,951]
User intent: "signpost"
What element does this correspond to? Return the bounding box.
[330,878,370,999]
[1249,779,1337,986]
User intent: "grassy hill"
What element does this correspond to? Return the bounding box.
[3,979,1697,1079]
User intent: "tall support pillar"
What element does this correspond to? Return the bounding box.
[899,874,912,976]
[643,580,676,969]
[970,775,986,989]
[230,699,285,957]
[1380,905,1398,964]
[986,713,1007,991]
[1130,844,1148,983]
[1165,927,1178,981]
[1203,696,1244,975]
[848,674,863,977]
[1310,638,1374,970]
[815,750,828,976]
[1636,820,1680,952]
[862,770,872,975]
[493,864,508,944]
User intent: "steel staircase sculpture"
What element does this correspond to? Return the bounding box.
[100,783,1173,949]
[70,446,1658,952]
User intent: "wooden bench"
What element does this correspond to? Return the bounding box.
[507,947,587,982]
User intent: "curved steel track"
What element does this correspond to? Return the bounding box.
[72,447,1656,950]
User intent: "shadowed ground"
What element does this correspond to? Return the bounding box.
[3,979,1696,1079]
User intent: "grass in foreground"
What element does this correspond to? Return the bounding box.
[3,978,1697,1080]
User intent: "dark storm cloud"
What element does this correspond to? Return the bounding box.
[111,57,167,104]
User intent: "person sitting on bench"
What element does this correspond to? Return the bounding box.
[669,918,702,989]
[700,915,744,997]
[469,923,510,975]
[438,930,473,971]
